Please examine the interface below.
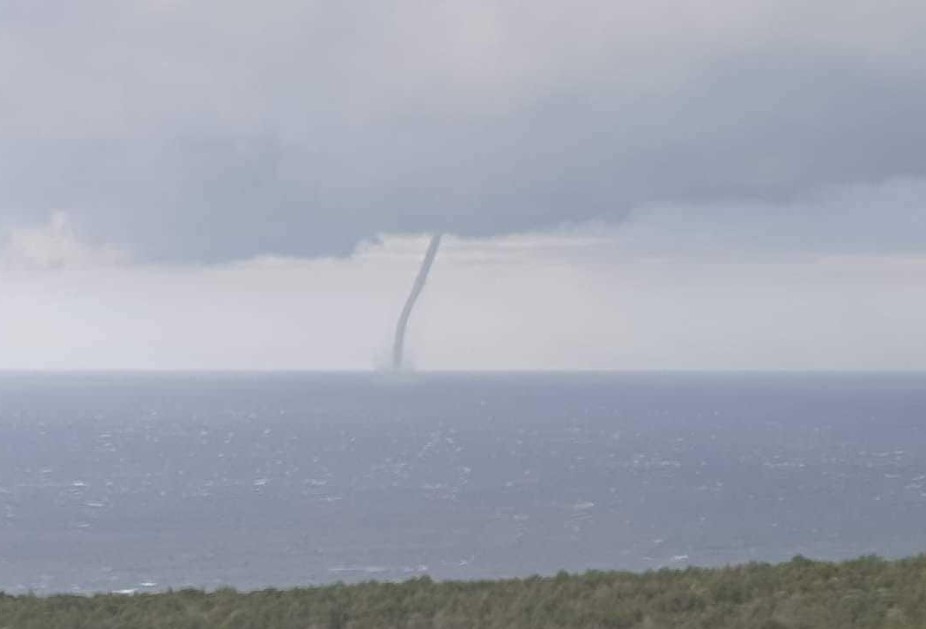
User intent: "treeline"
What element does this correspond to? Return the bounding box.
[3,554,926,628]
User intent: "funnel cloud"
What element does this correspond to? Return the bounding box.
[393,234,443,371]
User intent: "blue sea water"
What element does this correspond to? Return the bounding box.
[1,372,925,594]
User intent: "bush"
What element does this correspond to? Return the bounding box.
[2,554,926,628]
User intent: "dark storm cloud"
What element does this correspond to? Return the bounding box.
[2,1,925,261]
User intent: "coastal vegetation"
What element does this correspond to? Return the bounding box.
[2,554,926,628]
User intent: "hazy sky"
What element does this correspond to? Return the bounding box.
[1,0,924,370]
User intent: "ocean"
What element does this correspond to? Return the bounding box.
[1,372,924,594]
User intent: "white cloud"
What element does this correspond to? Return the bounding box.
[1,211,128,270]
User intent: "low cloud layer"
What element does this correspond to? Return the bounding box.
[2,0,925,261]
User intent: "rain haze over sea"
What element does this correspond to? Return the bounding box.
[1,372,925,595]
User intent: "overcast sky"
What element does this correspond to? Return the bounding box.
[1,0,924,370]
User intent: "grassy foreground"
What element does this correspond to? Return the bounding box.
[3,555,926,628]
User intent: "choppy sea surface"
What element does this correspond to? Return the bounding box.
[1,372,925,594]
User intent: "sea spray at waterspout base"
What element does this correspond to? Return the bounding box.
[392,234,442,371]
